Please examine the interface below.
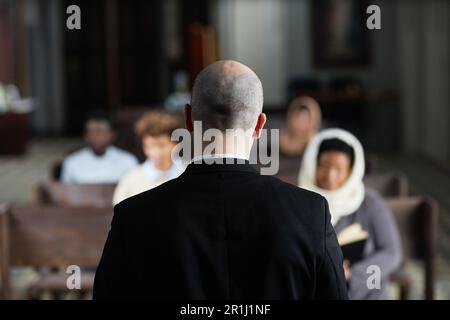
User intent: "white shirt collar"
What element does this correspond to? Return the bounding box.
[85,145,115,159]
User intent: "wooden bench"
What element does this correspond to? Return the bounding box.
[386,197,438,299]
[363,172,409,197]
[32,182,116,207]
[0,205,113,299]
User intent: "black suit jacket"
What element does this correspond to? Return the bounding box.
[93,159,348,299]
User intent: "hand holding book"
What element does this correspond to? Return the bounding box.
[337,223,368,265]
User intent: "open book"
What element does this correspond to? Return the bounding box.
[337,223,369,264]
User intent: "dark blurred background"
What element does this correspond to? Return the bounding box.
[1,0,448,159]
[0,0,449,299]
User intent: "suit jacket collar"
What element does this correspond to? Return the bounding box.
[183,157,258,175]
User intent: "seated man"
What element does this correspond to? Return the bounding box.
[113,110,185,205]
[61,110,138,184]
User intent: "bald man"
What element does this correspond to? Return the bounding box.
[93,60,348,300]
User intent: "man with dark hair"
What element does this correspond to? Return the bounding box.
[61,109,138,184]
[94,61,348,299]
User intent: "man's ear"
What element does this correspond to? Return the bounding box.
[184,104,194,132]
[253,113,267,139]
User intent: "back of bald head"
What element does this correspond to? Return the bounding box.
[191,60,264,131]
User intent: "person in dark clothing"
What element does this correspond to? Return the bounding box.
[93,60,348,300]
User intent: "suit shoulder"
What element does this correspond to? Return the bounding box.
[258,174,325,204]
[114,175,180,210]
[257,175,327,244]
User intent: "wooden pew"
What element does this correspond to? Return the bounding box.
[386,197,438,300]
[0,205,113,299]
[363,172,409,197]
[32,182,116,207]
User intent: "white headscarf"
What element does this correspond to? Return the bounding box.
[298,128,365,226]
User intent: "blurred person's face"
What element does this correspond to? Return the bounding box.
[142,135,176,171]
[84,120,115,156]
[288,110,312,135]
[316,151,352,191]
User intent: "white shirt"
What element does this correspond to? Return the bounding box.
[61,146,138,184]
[113,159,186,205]
[190,153,249,164]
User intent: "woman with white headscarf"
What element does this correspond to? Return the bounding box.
[298,128,402,300]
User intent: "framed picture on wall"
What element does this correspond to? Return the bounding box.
[312,0,371,68]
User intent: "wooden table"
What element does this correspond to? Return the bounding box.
[0,112,29,155]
